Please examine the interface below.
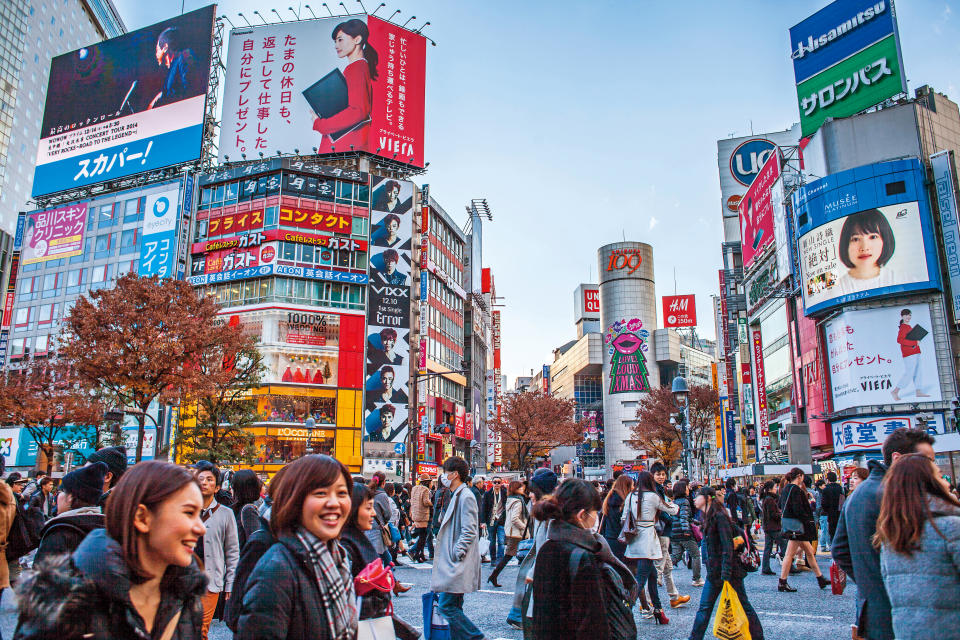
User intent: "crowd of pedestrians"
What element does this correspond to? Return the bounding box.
[0,425,953,639]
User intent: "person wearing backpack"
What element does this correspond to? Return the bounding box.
[34,463,108,564]
[0,458,17,613]
[531,478,637,640]
[688,486,764,640]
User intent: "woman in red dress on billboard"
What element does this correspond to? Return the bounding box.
[312,19,377,152]
[892,308,929,401]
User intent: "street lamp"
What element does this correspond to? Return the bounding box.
[671,376,692,480]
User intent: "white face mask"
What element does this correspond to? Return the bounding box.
[440,472,452,488]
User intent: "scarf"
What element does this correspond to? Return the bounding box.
[296,527,357,640]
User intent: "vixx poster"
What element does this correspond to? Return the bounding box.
[364,176,415,446]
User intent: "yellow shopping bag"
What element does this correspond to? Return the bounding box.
[713,580,752,640]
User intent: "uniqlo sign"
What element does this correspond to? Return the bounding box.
[663,295,697,328]
[584,288,600,313]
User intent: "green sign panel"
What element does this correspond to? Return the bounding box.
[796,35,905,138]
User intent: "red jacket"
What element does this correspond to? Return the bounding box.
[897,324,920,357]
[312,60,372,150]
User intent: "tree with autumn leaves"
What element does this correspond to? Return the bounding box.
[0,362,102,475]
[629,383,719,473]
[59,274,262,463]
[489,390,585,472]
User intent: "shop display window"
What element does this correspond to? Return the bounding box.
[258,394,336,424]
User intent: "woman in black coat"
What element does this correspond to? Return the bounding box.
[14,461,207,640]
[339,482,392,620]
[688,487,764,640]
[777,467,830,592]
[600,474,633,563]
[236,455,357,640]
[531,478,637,640]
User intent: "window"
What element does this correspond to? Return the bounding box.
[116,259,138,277]
[120,228,139,254]
[41,272,59,298]
[35,334,49,355]
[194,219,208,242]
[14,307,30,328]
[70,237,92,264]
[66,268,85,292]
[265,206,278,226]
[37,303,57,325]
[299,244,314,263]
[123,197,144,223]
[281,242,297,261]
[9,337,28,359]
[94,232,116,259]
[98,203,115,228]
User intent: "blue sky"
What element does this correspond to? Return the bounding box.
[115,0,959,384]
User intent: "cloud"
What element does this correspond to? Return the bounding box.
[649,217,659,230]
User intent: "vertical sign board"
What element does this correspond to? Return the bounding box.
[725,410,737,464]
[739,149,781,271]
[363,176,414,449]
[752,328,769,449]
[542,365,550,394]
[492,311,503,464]
[138,184,182,278]
[932,151,960,324]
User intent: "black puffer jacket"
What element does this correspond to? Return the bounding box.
[34,507,105,565]
[339,525,390,620]
[703,508,746,583]
[14,528,207,640]
[671,496,694,541]
[760,491,782,533]
[235,533,341,640]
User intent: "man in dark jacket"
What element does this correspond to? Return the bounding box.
[832,427,936,640]
[481,478,507,565]
[35,463,108,564]
[724,478,742,527]
[820,471,844,540]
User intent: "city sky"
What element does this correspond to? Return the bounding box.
[115,0,959,385]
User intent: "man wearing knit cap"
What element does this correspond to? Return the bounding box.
[35,462,108,563]
[86,446,127,508]
[529,467,558,495]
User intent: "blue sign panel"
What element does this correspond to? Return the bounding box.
[794,158,941,316]
[789,0,897,84]
[725,410,737,464]
[138,184,182,278]
[187,263,368,286]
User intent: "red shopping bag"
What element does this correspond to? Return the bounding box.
[830,562,847,595]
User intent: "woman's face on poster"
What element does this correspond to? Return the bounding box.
[334,31,362,58]
[847,230,883,269]
[902,313,912,324]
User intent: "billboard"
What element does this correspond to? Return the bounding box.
[789,0,904,137]
[739,149,781,271]
[20,203,88,265]
[33,6,215,197]
[825,304,942,412]
[138,185,182,278]
[219,15,426,167]
[604,318,652,394]
[752,328,769,449]
[364,176,414,448]
[662,295,697,328]
[795,159,940,315]
[716,126,799,241]
[832,413,943,453]
[932,151,960,323]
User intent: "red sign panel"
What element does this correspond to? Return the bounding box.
[279,206,352,235]
[454,405,467,439]
[752,328,769,447]
[194,228,366,255]
[584,288,600,313]
[662,294,697,328]
[207,209,264,237]
[738,148,781,270]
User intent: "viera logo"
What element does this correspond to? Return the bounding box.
[792,1,886,60]
[861,379,892,391]
[896,208,908,219]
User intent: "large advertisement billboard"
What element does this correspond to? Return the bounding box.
[794,159,940,315]
[825,304,942,412]
[219,15,426,167]
[739,148,781,270]
[932,151,960,324]
[364,176,414,451]
[33,6,214,197]
[789,0,905,137]
[20,203,88,265]
[662,295,696,328]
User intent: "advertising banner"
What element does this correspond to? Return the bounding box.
[752,329,769,449]
[795,159,939,315]
[832,413,944,453]
[21,203,88,265]
[604,318,652,394]
[33,6,214,196]
[187,262,367,286]
[716,127,799,223]
[584,287,600,314]
[662,294,697,328]
[770,174,793,282]
[739,149,781,271]
[795,34,905,138]
[932,151,960,323]
[138,185,182,278]
[219,16,426,167]
[825,304,942,412]
[364,176,414,447]
[725,410,737,464]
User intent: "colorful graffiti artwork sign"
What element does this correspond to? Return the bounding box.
[605,318,651,394]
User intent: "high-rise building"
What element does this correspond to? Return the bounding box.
[0,0,124,234]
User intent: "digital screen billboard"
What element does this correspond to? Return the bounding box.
[789,0,905,137]
[794,159,940,315]
[219,15,426,167]
[33,6,215,197]
[739,148,780,270]
[825,304,942,412]
[20,203,88,265]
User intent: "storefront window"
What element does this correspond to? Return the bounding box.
[256,434,335,464]
[258,395,336,423]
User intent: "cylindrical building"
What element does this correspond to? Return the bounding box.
[598,242,659,472]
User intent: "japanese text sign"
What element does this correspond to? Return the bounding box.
[932,151,960,324]
[831,413,943,453]
[21,203,88,265]
[139,185,182,278]
[279,206,352,235]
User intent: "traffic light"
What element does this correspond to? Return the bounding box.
[432,424,453,435]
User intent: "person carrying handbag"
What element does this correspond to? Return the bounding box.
[488,480,528,587]
[621,471,679,625]
[777,468,830,592]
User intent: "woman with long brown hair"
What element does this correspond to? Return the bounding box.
[777,467,830,592]
[488,479,528,587]
[875,453,960,639]
[601,474,634,563]
[15,461,208,640]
